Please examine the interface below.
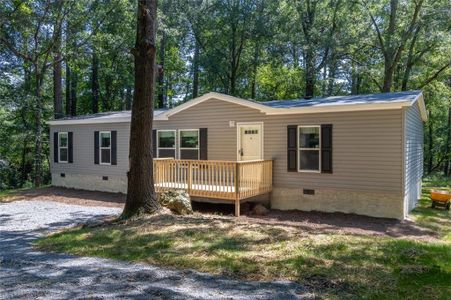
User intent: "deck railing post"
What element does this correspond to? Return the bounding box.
[188,161,192,193]
[235,162,240,200]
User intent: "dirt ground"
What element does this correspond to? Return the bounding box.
[8,186,437,240]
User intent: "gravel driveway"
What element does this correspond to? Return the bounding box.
[0,200,305,299]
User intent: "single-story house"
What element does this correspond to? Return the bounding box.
[47,90,426,219]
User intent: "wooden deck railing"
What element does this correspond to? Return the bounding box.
[153,158,273,201]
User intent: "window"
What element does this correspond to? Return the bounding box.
[157,130,176,158]
[99,131,111,164]
[298,126,320,172]
[58,132,68,163]
[179,129,199,159]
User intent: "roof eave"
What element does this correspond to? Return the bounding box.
[47,117,131,126]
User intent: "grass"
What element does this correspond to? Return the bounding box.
[35,179,450,299]
[0,185,49,202]
[0,187,26,202]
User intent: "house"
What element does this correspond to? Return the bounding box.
[47,91,426,219]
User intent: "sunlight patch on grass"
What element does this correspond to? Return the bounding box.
[36,211,451,299]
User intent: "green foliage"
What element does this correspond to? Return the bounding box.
[0,0,450,189]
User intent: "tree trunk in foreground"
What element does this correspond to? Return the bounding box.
[122,0,161,218]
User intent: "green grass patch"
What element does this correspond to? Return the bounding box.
[36,216,451,299]
[411,177,450,241]
[35,179,450,299]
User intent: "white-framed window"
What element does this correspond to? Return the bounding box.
[99,131,111,165]
[58,132,68,163]
[157,130,176,158]
[179,129,199,159]
[298,125,321,172]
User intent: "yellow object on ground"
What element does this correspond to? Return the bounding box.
[430,190,450,210]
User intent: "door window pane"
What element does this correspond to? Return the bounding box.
[299,150,319,171]
[180,130,198,148]
[299,127,319,148]
[158,131,175,148]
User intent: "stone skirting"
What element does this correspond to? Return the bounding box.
[270,187,404,219]
[52,173,127,194]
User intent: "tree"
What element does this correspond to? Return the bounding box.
[0,0,67,186]
[122,0,161,218]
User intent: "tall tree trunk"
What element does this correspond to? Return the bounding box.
[250,44,259,99]
[125,86,132,110]
[157,31,166,108]
[304,49,315,99]
[123,0,160,218]
[444,107,451,176]
[65,62,71,116]
[428,111,433,174]
[192,39,200,98]
[53,30,63,119]
[92,48,100,113]
[103,76,112,111]
[33,68,43,187]
[70,71,77,116]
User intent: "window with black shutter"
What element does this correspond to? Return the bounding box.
[58,132,69,163]
[287,124,333,173]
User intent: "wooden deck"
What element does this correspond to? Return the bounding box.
[153,158,273,216]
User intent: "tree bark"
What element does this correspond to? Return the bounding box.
[123,0,160,218]
[70,71,77,116]
[53,29,63,119]
[304,48,315,99]
[192,39,200,98]
[125,86,132,110]
[65,62,71,116]
[444,106,451,176]
[157,30,166,108]
[250,44,259,99]
[92,47,100,113]
[428,111,433,174]
[33,68,44,187]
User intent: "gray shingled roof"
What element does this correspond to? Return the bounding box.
[55,109,167,121]
[260,91,422,108]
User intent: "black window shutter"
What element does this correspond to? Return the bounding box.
[111,131,117,165]
[152,129,157,158]
[94,131,99,164]
[321,124,333,173]
[199,128,208,160]
[53,132,59,163]
[287,125,297,172]
[68,132,74,163]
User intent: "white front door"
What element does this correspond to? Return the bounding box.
[237,123,263,161]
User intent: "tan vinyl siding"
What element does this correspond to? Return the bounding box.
[403,103,424,214]
[50,123,130,177]
[154,98,403,193]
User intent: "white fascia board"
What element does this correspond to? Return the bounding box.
[47,117,130,126]
[264,101,412,115]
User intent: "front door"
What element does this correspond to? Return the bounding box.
[237,123,263,161]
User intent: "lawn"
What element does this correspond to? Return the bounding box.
[36,179,450,299]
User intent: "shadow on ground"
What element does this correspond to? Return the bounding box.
[0,200,305,300]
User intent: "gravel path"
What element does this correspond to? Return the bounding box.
[0,200,305,299]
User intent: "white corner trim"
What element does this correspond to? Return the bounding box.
[413,93,428,122]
